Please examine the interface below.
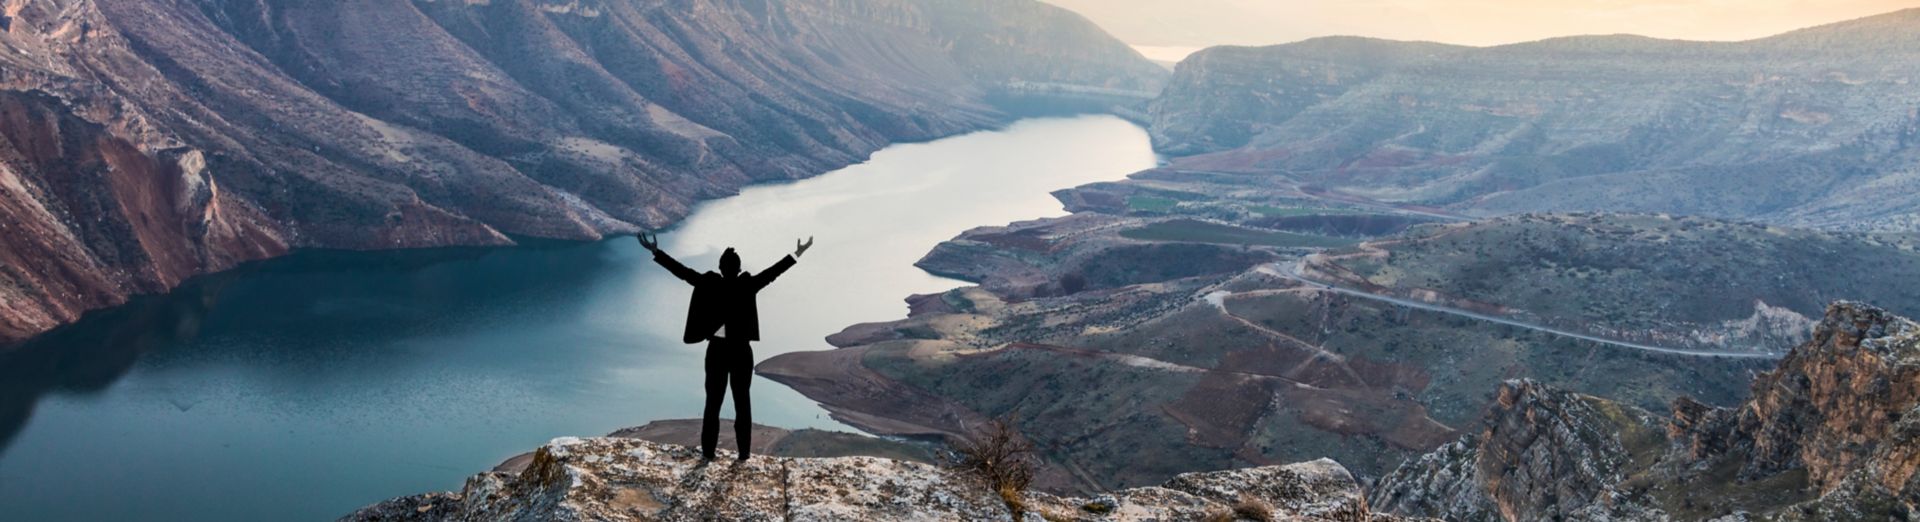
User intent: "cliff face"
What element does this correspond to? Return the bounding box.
[0,0,1164,344]
[344,436,1409,522]
[1722,302,1920,509]
[1147,10,1920,230]
[1372,301,1920,521]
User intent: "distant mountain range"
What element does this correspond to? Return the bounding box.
[1148,9,1920,230]
[0,0,1163,344]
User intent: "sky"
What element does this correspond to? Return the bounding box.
[1043,0,1920,60]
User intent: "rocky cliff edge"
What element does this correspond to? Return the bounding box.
[344,436,1416,522]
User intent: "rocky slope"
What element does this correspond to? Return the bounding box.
[1147,9,1920,230]
[0,0,1164,345]
[1372,301,1920,520]
[343,436,1408,522]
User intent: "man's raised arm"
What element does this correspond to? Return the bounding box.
[638,233,701,284]
[751,236,812,291]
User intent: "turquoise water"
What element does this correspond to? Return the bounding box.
[0,116,1157,521]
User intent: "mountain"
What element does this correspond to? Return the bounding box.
[1147,9,1920,230]
[343,435,1402,522]
[0,0,1164,345]
[1373,301,1920,520]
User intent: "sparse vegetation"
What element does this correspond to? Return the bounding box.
[1202,496,1275,522]
[1127,195,1180,214]
[1120,219,1355,248]
[1232,494,1276,521]
[1247,205,1366,217]
[1328,213,1920,352]
[1126,189,1211,215]
[945,416,1038,517]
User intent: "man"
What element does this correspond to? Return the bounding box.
[637,233,813,462]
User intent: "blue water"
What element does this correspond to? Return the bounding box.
[0,116,1157,521]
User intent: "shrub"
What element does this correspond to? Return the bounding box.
[945,416,1037,516]
[1231,494,1275,521]
[1201,495,1275,522]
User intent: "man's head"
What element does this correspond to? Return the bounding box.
[719,248,741,277]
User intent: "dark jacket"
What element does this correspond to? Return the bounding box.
[653,251,797,344]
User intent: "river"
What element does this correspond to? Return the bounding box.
[0,116,1158,521]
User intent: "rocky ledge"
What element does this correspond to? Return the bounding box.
[1371,301,1920,520]
[344,436,1412,522]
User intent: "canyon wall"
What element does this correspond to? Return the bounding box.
[0,0,1165,344]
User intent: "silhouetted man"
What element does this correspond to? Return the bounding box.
[637,233,812,462]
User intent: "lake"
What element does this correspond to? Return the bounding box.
[0,115,1158,521]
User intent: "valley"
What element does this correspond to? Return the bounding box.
[762,192,1795,492]
[5,2,1920,521]
[760,10,1920,502]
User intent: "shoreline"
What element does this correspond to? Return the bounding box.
[3,110,1158,350]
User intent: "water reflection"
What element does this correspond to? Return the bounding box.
[0,243,626,458]
[0,286,197,455]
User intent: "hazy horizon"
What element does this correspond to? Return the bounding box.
[1045,0,1920,60]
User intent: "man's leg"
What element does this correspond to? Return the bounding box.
[701,343,728,461]
[731,342,755,460]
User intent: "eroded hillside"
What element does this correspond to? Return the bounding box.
[1308,213,1920,352]
[0,0,1164,344]
[1148,10,1920,230]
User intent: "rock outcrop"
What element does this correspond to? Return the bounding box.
[344,436,1410,522]
[1371,301,1920,521]
[0,0,1165,345]
[489,419,940,476]
[1147,9,1920,230]
[1709,301,1920,514]
[1368,380,1669,521]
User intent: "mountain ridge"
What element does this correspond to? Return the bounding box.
[1147,7,1920,231]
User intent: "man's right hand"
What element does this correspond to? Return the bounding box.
[637,232,660,253]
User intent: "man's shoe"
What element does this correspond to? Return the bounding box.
[736,453,750,463]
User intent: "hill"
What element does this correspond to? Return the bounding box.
[1147,9,1920,230]
[1307,213,1920,352]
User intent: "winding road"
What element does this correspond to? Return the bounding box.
[1256,262,1785,360]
